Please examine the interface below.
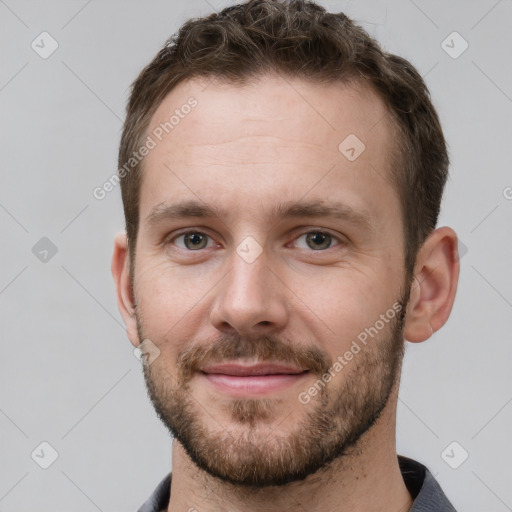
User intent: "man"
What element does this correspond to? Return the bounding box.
[111,1,460,510]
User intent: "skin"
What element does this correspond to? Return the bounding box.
[112,74,459,512]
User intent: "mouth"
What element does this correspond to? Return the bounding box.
[199,362,310,396]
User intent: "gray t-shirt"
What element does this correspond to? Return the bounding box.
[138,455,456,512]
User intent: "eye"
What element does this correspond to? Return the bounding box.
[173,231,215,250]
[293,231,340,251]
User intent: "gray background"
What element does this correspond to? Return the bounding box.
[1,0,511,510]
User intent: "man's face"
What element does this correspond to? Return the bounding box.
[133,75,410,487]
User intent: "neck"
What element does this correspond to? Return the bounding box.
[166,392,413,512]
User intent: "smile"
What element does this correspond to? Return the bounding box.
[199,363,310,396]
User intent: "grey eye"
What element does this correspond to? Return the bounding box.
[175,232,212,250]
[305,232,333,250]
[294,232,339,250]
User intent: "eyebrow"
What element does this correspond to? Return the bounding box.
[145,199,374,231]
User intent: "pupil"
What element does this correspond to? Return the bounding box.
[307,232,330,250]
[187,233,205,248]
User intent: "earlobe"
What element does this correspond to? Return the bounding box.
[111,231,140,347]
[403,227,460,343]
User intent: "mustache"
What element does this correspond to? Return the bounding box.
[175,333,332,382]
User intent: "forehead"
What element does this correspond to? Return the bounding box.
[139,74,399,230]
[149,74,391,153]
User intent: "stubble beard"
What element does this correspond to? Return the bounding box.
[138,291,409,489]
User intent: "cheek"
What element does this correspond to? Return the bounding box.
[135,260,218,343]
[290,266,399,353]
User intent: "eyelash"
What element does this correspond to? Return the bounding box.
[166,229,343,252]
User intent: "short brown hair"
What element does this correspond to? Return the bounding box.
[118,0,449,277]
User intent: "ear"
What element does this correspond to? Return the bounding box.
[111,231,140,348]
[404,226,460,343]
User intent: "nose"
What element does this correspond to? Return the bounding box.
[209,249,289,336]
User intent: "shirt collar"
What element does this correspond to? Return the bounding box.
[138,455,456,512]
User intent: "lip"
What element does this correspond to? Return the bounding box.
[200,363,307,376]
[199,363,309,396]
